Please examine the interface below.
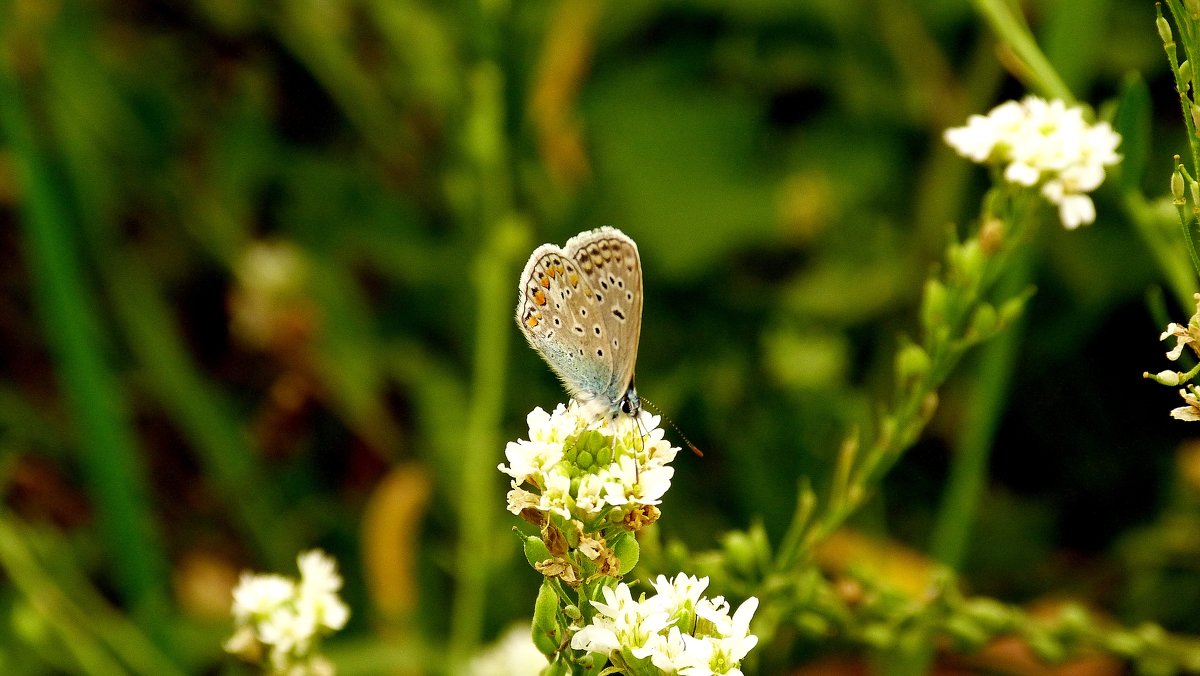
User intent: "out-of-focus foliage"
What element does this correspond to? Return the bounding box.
[0,0,1196,673]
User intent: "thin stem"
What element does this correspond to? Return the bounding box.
[970,0,1074,103]
[0,59,170,632]
[1161,3,1200,174]
[448,1,525,664]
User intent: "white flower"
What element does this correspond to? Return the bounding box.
[640,625,691,672]
[1173,386,1200,421]
[466,622,549,676]
[225,549,350,674]
[259,605,317,660]
[500,402,680,524]
[232,573,296,623]
[298,550,343,595]
[944,96,1121,229]
[647,574,709,622]
[572,579,760,674]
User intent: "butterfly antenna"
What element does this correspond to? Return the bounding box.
[639,397,704,457]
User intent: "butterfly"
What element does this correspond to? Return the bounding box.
[516,227,643,422]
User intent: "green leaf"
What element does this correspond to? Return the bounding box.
[1114,72,1151,195]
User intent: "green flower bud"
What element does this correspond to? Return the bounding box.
[595,445,613,466]
[1184,60,1195,86]
[964,597,1012,632]
[921,278,949,330]
[576,450,594,469]
[945,615,989,651]
[1158,15,1174,46]
[895,341,930,385]
[1173,168,1187,205]
[998,294,1029,327]
[1107,630,1142,657]
[970,303,998,338]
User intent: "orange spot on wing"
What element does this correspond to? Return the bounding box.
[539,275,551,288]
[526,315,539,328]
[546,266,558,279]
[568,273,578,287]
[534,290,547,305]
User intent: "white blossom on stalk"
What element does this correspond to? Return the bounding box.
[225,549,349,675]
[571,576,760,675]
[499,402,679,524]
[944,96,1121,229]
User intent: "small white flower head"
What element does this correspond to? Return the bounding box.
[499,402,679,526]
[572,578,760,675]
[1161,295,1200,363]
[1173,385,1200,422]
[466,622,550,676]
[225,549,350,674]
[944,96,1122,229]
[229,239,313,349]
[232,573,296,624]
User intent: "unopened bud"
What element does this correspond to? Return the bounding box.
[895,342,932,383]
[921,278,948,330]
[970,303,998,338]
[1173,169,1187,205]
[1183,59,1194,85]
[1158,15,1174,47]
[1157,370,1181,386]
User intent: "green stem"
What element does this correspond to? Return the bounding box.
[929,239,1036,569]
[928,315,1023,567]
[0,61,170,631]
[448,3,524,662]
[0,514,187,676]
[1162,2,1200,175]
[971,0,1074,102]
[104,256,295,568]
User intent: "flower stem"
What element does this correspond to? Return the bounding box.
[970,0,1074,103]
[929,239,1033,574]
[448,1,526,665]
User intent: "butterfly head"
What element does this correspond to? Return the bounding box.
[618,382,641,419]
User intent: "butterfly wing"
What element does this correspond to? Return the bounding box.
[517,241,618,405]
[563,227,642,402]
[516,227,642,411]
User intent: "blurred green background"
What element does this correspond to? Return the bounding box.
[1,0,1198,673]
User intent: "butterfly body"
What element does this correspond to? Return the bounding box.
[516,227,643,421]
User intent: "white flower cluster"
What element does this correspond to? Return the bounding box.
[1154,294,1200,421]
[499,403,678,521]
[225,550,350,675]
[571,574,759,676]
[944,96,1122,229]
